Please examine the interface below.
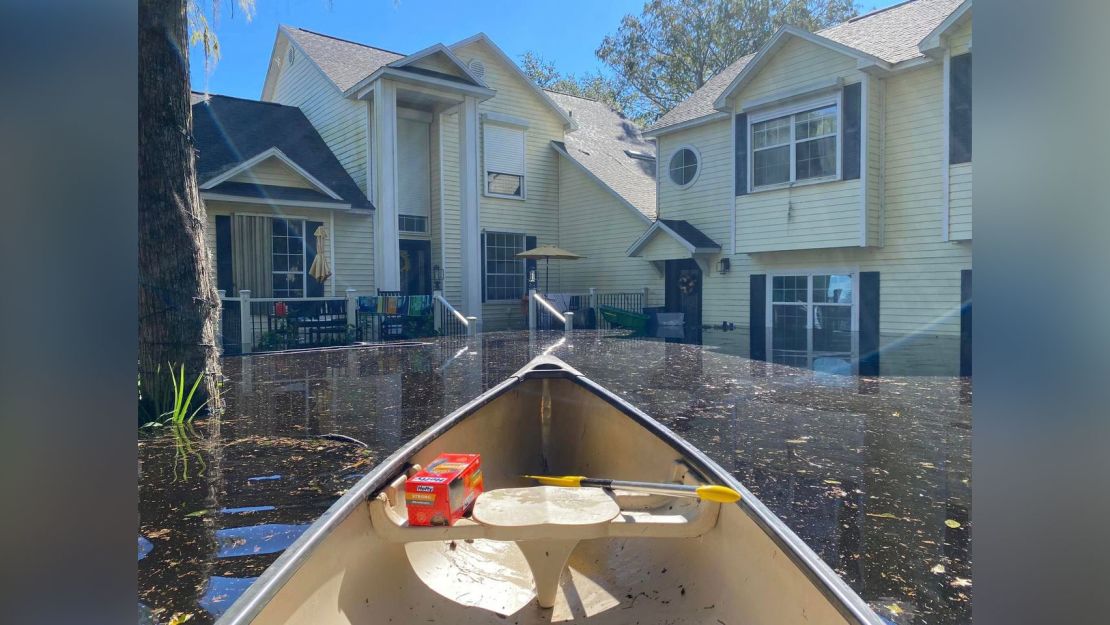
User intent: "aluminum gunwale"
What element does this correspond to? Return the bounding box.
[215,354,882,625]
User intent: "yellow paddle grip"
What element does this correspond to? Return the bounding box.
[521,474,585,487]
[695,485,742,503]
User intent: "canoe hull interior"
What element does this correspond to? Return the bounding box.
[223,359,879,625]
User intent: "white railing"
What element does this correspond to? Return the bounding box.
[433,290,479,338]
[527,287,650,332]
[529,289,574,334]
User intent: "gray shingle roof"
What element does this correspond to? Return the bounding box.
[283,27,403,92]
[659,219,720,250]
[192,95,371,209]
[546,91,657,220]
[648,0,966,133]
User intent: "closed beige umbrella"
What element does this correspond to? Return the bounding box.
[310,226,332,285]
[516,244,582,293]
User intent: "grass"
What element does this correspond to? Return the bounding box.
[140,364,208,428]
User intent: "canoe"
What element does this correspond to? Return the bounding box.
[216,356,883,625]
[598,305,649,332]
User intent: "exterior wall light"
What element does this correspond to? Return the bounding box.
[716,258,731,274]
[432,265,443,291]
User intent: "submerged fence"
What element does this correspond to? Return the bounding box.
[528,288,648,331]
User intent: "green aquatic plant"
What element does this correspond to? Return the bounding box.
[139,364,207,427]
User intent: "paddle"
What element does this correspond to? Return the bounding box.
[521,475,741,504]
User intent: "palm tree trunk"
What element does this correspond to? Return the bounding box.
[138,0,222,414]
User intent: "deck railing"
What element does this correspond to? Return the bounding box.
[218,288,482,354]
[527,287,649,331]
[433,290,478,338]
[528,290,574,334]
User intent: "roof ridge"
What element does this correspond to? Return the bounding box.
[194,92,300,109]
[286,25,407,57]
[844,0,918,24]
[544,88,602,103]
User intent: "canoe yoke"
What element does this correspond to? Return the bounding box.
[367,463,722,608]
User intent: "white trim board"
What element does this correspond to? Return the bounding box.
[387,42,488,87]
[199,147,344,201]
[626,220,720,257]
[200,192,352,210]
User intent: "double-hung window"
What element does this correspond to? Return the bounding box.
[750,99,839,190]
[484,123,526,199]
[484,232,526,301]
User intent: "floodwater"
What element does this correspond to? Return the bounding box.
[138,331,971,625]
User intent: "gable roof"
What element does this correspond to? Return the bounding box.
[192,94,371,209]
[280,26,404,93]
[646,0,967,135]
[627,219,720,257]
[546,91,656,221]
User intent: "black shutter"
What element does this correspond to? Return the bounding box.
[859,272,880,376]
[525,235,537,292]
[735,113,748,195]
[305,220,324,297]
[214,215,233,293]
[960,269,972,376]
[480,232,486,303]
[950,53,972,164]
[749,274,766,361]
[842,82,862,180]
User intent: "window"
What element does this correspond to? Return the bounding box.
[949,52,972,163]
[770,272,855,369]
[272,218,306,298]
[751,101,838,189]
[484,232,526,301]
[484,124,525,198]
[398,214,427,233]
[668,147,699,187]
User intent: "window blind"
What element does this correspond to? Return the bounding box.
[484,124,525,175]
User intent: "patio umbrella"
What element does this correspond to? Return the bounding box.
[309,226,332,284]
[516,244,582,293]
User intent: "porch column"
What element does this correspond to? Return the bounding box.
[458,95,482,317]
[373,79,401,292]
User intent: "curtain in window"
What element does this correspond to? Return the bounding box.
[231,215,273,297]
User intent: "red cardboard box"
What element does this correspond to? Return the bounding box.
[405,453,483,526]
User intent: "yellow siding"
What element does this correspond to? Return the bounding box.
[949,162,971,240]
[948,17,972,56]
[656,57,970,337]
[557,160,662,305]
[437,111,464,308]
[738,37,861,103]
[453,40,568,329]
[201,200,375,296]
[227,156,313,188]
[866,76,884,247]
[637,233,690,263]
[736,179,863,252]
[269,38,370,194]
[409,54,467,79]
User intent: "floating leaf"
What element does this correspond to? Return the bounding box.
[944,519,962,529]
[785,439,807,444]
[823,480,842,485]
[168,613,194,625]
[184,510,208,518]
[887,604,903,615]
[951,577,972,587]
[931,564,946,574]
[867,512,898,519]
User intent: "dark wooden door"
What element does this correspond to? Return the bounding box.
[664,259,702,343]
[399,239,432,295]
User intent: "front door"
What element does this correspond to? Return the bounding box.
[664,259,702,343]
[399,239,432,295]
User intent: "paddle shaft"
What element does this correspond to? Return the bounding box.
[580,478,703,498]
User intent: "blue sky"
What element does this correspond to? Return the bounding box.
[190,0,899,99]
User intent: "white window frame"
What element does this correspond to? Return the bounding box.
[398,214,428,234]
[272,217,308,298]
[482,121,527,201]
[667,144,701,189]
[748,93,842,193]
[483,231,527,302]
[765,268,859,371]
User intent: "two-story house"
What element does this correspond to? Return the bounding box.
[635,0,972,375]
[193,28,662,335]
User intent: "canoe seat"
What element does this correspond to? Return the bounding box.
[368,468,722,608]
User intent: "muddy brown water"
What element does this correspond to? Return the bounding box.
[138,331,970,625]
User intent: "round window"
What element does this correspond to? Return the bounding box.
[668,147,699,187]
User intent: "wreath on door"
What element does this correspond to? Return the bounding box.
[399,250,411,275]
[678,273,698,294]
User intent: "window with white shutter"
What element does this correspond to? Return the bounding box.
[483,123,525,199]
